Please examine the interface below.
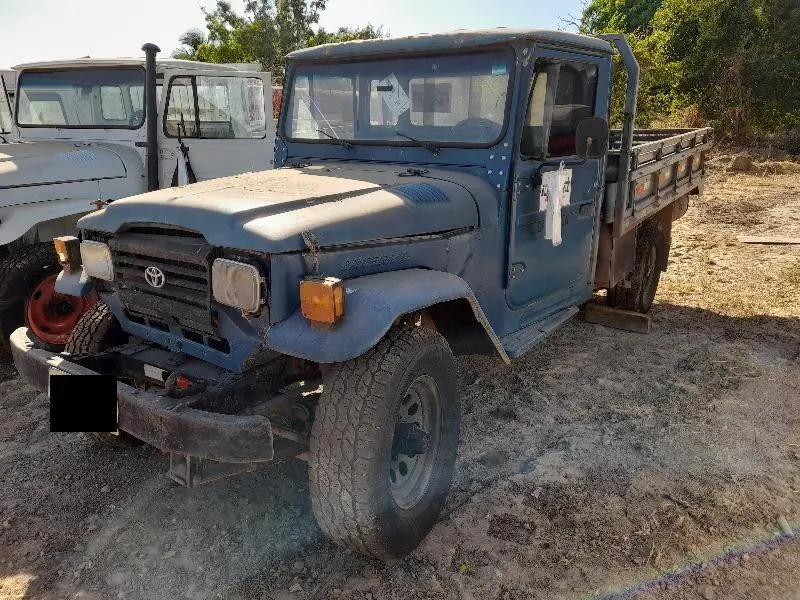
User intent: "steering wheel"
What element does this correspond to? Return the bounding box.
[451,117,501,141]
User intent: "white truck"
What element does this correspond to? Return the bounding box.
[0,44,275,352]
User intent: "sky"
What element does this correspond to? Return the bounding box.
[1,0,584,69]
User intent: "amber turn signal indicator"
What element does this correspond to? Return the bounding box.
[53,236,81,273]
[300,276,345,324]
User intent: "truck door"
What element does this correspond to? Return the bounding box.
[506,57,607,314]
[157,69,275,186]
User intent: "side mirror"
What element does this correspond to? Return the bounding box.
[575,117,610,160]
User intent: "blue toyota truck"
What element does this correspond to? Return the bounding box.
[10,29,710,559]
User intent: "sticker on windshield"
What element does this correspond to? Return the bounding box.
[491,63,507,76]
[377,74,411,121]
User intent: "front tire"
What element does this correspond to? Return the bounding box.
[309,325,461,560]
[65,302,139,448]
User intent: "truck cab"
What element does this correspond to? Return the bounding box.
[11,29,709,560]
[0,46,275,351]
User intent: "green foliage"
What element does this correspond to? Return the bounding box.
[458,559,472,575]
[306,24,385,46]
[653,0,800,140]
[580,0,800,140]
[171,1,385,81]
[580,0,663,34]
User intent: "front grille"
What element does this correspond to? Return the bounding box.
[109,229,216,335]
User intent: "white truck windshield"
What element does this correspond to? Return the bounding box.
[285,50,512,147]
[16,68,146,129]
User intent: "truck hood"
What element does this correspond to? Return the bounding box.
[0,141,129,191]
[79,165,481,252]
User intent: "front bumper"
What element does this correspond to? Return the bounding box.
[10,327,274,464]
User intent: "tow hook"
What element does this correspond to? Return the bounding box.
[392,423,430,458]
[164,372,207,398]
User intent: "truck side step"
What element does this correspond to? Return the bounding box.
[501,306,579,359]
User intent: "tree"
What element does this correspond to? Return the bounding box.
[172,28,208,60]
[578,0,800,141]
[652,0,800,140]
[579,0,663,34]
[172,1,384,81]
[306,24,385,47]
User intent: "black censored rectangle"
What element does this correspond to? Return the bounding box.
[49,373,117,433]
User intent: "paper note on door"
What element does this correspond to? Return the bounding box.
[539,166,573,247]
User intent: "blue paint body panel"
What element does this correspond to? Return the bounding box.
[66,31,633,374]
[264,268,500,363]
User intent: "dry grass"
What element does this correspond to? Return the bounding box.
[659,165,800,319]
[785,262,800,287]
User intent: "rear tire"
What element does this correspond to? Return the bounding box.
[308,325,461,560]
[607,222,666,314]
[65,302,139,448]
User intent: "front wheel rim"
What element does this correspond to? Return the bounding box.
[389,374,441,510]
[27,274,98,345]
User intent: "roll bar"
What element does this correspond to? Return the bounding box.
[598,34,640,236]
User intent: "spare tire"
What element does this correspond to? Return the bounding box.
[0,243,96,355]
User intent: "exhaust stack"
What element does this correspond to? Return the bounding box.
[141,43,161,192]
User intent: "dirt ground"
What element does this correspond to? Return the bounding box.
[0,156,798,600]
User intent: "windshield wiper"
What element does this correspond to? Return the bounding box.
[394,130,440,155]
[316,129,354,149]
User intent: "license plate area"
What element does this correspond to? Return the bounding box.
[48,369,119,433]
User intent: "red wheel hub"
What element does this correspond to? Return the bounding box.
[26,274,98,346]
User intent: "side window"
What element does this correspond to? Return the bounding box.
[100,86,126,121]
[521,61,598,159]
[164,75,266,139]
[164,76,197,137]
[520,71,549,157]
[549,62,597,156]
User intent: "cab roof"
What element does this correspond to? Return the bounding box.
[287,28,613,61]
[12,57,262,73]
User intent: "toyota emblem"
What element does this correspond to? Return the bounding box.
[144,266,166,288]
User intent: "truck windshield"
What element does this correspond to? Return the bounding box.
[285,50,512,147]
[16,68,146,129]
